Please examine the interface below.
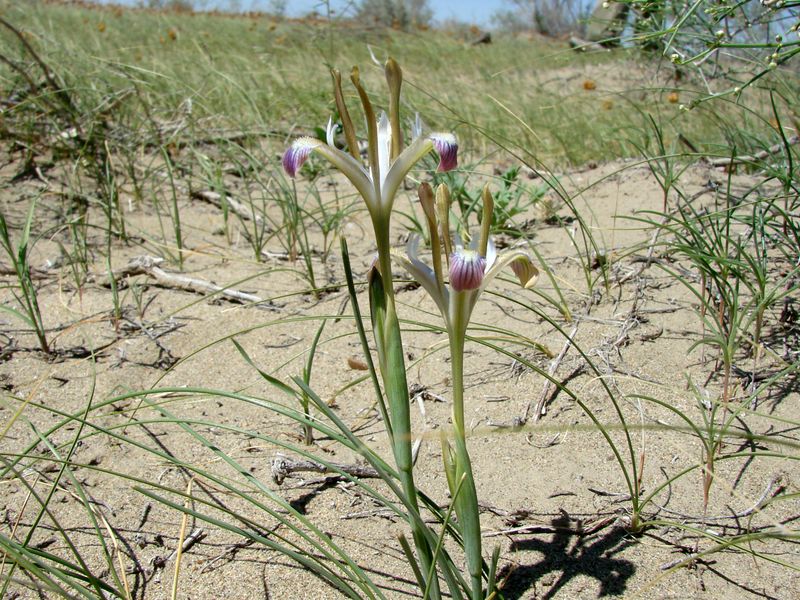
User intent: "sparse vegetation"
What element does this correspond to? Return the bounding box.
[0,1,798,599]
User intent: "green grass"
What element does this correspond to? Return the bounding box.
[0,1,798,599]
[1,0,791,167]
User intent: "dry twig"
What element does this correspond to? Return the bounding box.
[271,454,379,485]
[523,321,581,423]
[107,255,263,304]
[707,135,799,168]
[151,529,205,570]
[191,190,271,231]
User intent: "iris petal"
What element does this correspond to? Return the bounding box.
[377,112,391,186]
[449,250,486,292]
[480,249,538,294]
[485,237,497,270]
[392,235,449,315]
[430,133,458,172]
[282,137,320,178]
[326,117,336,147]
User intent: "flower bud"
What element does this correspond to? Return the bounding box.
[430,133,458,172]
[510,257,539,289]
[449,250,486,292]
[282,137,320,177]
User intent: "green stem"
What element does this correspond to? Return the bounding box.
[449,297,483,600]
[374,231,440,597]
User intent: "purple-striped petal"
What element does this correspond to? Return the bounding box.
[430,133,458,172]
[282,137,320,178]
[449,250,486,292]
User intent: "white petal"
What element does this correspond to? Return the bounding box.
[368,45,381,67]
[407,234,422,261]
[392,242,449,316]
[485,237,497,271]
[326,117,336,147]
[411,113,423,140]
[377,112,391,186]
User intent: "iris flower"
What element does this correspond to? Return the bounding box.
[393,183,539,341]
[282,61,458,246]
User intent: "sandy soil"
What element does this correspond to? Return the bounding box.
[1,147,798,600]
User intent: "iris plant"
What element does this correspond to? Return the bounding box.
[394,182,538,598]
[283,58,538,599]
[284,59,458,597]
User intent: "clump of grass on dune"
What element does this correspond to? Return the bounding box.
[2,0,787,166]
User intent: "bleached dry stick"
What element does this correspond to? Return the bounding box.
[271,454,380,485]
[0,263,52,279]
[653,474,784,523]
[523,321,581,423]
[191,190,270,231]
[151,529,205,570]
[708,135,799,167]
[484,515,617,538]
[568,36,610,53]
[109,255,263,304]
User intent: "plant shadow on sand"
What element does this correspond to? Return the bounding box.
[499,513,636,599]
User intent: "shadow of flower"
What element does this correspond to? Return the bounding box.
[499,512,636,599]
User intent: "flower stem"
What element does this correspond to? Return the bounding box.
[448,303,483,600]
[374,233,440,596]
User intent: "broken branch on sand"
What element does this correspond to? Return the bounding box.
[106,255,263,304]
[708,135,799,168]
[271,454,380,485]
[191,189,271,231]
[522,320,581,423]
